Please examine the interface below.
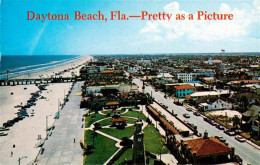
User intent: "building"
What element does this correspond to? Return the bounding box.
[203,58,222,65]
[198,99,232,111]
[182,131,234,164]
[190,90,231,100]
[137,58,151,65]
[82,84,138,94]
[132,120,146,165]
[175,84,196,98]
[252,113,260,137]
[167,131,234,164]
[242,105,260,133]
[157,73,174,80]
[176,72,214,82]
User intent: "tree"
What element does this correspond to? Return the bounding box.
[240,96,249,113]
[177,79,183,83]
[232,115,241,129]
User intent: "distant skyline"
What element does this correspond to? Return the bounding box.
[1,0,260,55]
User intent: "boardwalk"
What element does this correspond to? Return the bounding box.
[37,82,85,164]
[0,77,79,86]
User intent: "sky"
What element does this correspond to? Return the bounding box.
[1,0,260,55]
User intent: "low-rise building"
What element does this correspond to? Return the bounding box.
[198,99,232,111]
[176,72,214,82]
[175,84,196,98]
[189,90,231,100]
[167,131,235,164]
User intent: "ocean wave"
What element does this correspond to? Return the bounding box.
[0,56,82,79]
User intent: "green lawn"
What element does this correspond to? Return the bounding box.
[114,148,133,164]
[85,113,106,128]
[143,125,169,154]
[101,109,126,115]
[84,130,118,165]
[98,117,138,127]
[99,118,113,126]
[113,148,156,165]
[100,126,136,139]
[122,110,147,121]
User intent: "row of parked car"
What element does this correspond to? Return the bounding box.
[184,106,247,143]
[202,116,246,142]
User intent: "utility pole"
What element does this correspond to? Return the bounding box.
[46,115,51,139]
[18,156,27,165]
[6,70,9,80]
[225,112,227,127]
[58,99,60,112]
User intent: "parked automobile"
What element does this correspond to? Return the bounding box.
[235,135,246,142]
[193,112,200,116]
[203,117,211,122]
[211,121,218,126]
[183,113,190,118]
[172,112,178,117]
[216,125,225,130]
[214,136,226,142]
[224,129,236,136]
[186,108,192,112]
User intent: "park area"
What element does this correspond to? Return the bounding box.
[83,107,170,164]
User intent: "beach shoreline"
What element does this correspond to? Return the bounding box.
[0,55,91,164]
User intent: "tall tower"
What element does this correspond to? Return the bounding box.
[132,120,146,165]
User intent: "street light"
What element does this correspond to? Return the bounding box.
[46,115,52,140]
[159,146,165,162]
[18,156,27,165]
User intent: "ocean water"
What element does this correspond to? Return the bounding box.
[0,55,79,80]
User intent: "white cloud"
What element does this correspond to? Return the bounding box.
[139,1,259,42]
[254,0,260,11]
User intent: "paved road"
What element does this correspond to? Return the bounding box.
[37,82,85,164]
[133,78,260,165]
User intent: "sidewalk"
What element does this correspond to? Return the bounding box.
[37,82,85,164]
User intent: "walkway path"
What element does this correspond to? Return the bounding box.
[37,82,85,164]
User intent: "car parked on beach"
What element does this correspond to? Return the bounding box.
[183,113,190,118]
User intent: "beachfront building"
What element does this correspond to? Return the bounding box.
[174,84,196,98]
[80,66,124,79]
[198,99,232,111]
[82,84,138,94]
[80,88,148,110]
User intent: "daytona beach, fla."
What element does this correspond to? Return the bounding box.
[27,10,234,22]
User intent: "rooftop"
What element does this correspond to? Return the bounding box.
[175,84,195,90]
[184,137,232,156]
[105,102,120,106]
[190,90,230,97]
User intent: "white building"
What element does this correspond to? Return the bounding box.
[199,99,232,111]
[176,72,214,82]
[157,73,174,80]
[137,58,151,65]
[190,90,231,100]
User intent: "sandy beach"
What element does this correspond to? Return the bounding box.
[0,55,91,164]
[15,55,92,79]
